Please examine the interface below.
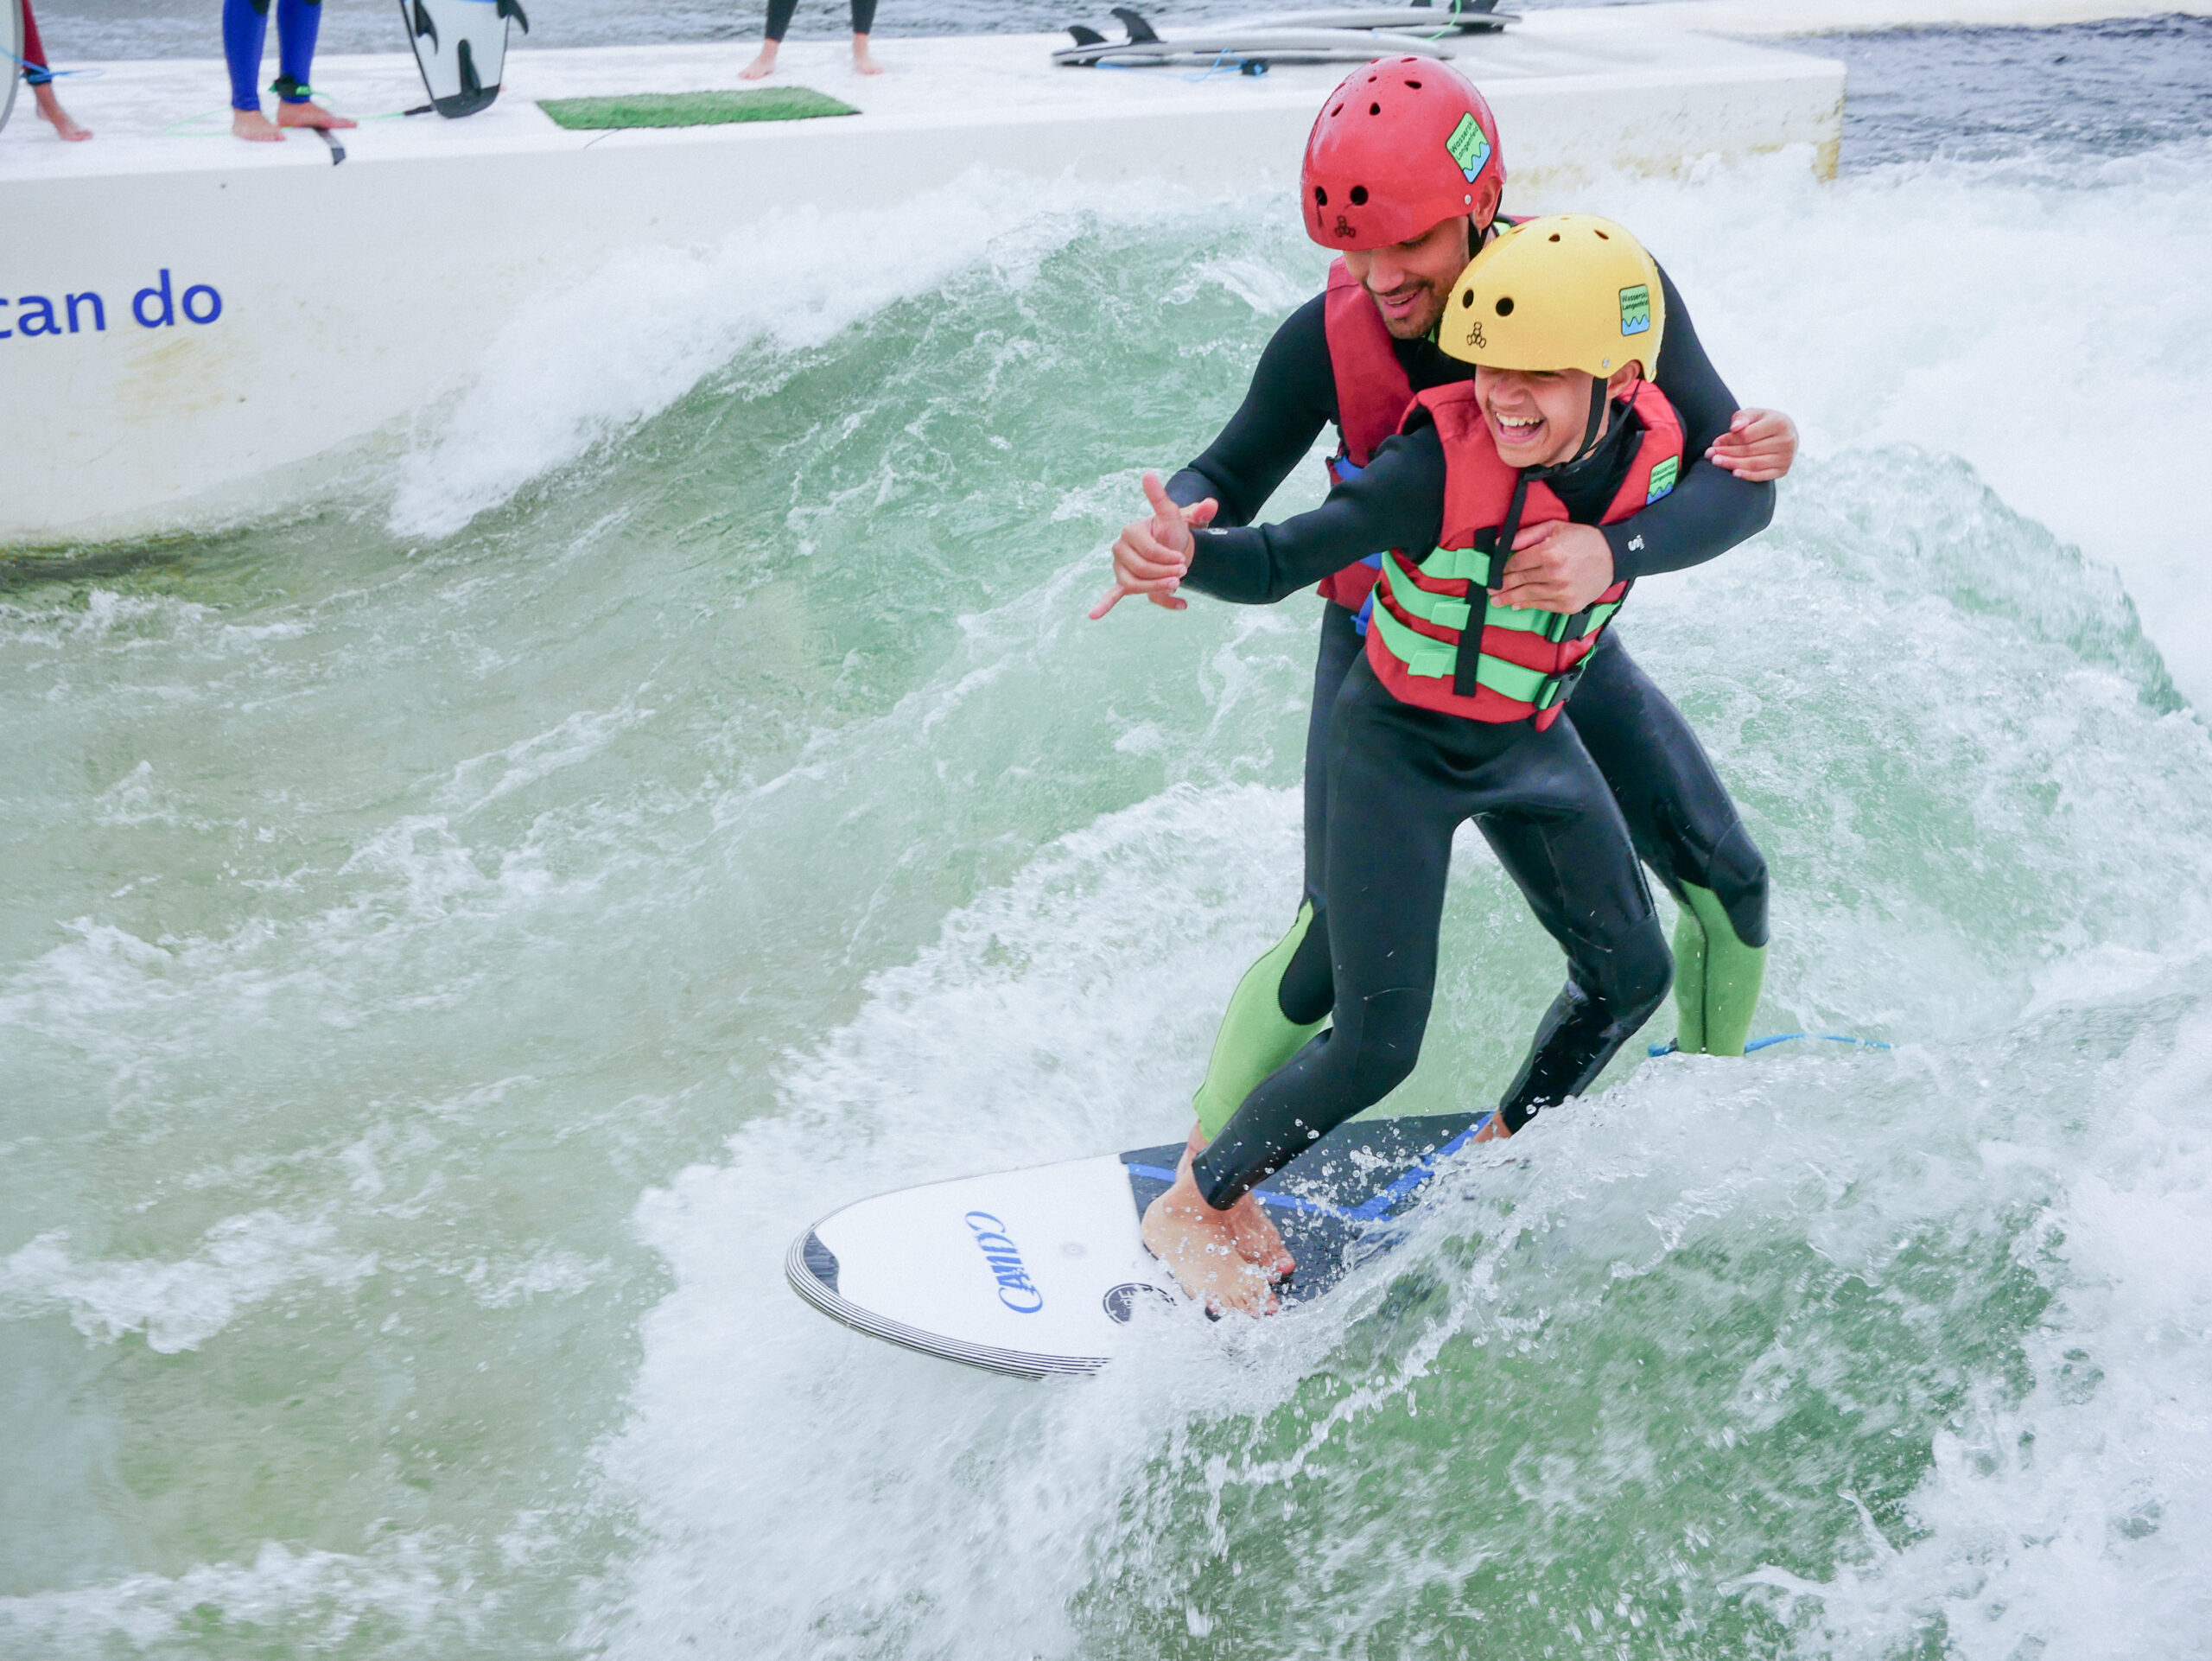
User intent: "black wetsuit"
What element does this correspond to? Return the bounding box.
[1166,262,1776,1205]
[1167,262,1771,921]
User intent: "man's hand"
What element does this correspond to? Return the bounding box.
[1090,472,1217,620]
[1491,520,1614,614]
[1706,407,1798,482]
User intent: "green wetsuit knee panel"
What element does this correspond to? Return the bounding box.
[1192,901,1329,1142]
[1672,881,1766,1057]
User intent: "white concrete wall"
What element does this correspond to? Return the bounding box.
[0,18,1846,545]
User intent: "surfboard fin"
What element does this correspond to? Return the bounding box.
[1110,7,1163,44]
[457,39,482,105]
[497,0,530,32]
[1066,23,1108,45]
[412,0,436,47]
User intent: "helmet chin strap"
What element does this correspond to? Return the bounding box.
[1527,374,1637,484]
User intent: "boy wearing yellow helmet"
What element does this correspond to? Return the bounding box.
[1122,216,1726,1314]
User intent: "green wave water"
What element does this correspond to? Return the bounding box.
[3,145,2210,1659]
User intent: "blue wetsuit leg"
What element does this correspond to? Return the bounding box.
[222,0,270,112]
[274,0,321,102]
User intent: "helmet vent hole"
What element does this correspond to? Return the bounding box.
[1594,229,1610,239]
[1495,296,1515,316]
[1313,186,1327,206]
[1405,79,1421,88]
[1349,185,1369,205]
[1548,232,1560,242]
[1369,102,1382,115]
[1331,102,1343,115]
[1461,289,1474,308]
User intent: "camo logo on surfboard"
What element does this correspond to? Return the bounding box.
[965,1211,1045,1313]
[1445,112,1491,181]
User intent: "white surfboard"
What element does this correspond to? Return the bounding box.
[1055,27,1464,67]
[3,0,22,135]
[1250,6,1516,34]
[398,0,528,119]
[787,1109,1484,1378]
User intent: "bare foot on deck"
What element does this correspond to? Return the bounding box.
[1141,1144,1280,1316]
[1185,1126,1294,1279]
[852,35,884,74]
[33,86,92,142]
[740,42,778,80]
[277,100,356,130]
[232,109,285,142]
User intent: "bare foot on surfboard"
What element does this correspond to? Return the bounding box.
[1141,1145,1279,1316]
[277,100,357,130]
[741,44,778,80]
[232,109,286,142]
[1185,1125,1294,1279]
[852,38,884,74]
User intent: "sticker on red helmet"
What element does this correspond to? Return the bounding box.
[1618,283,1651,336]
[1445,112,1491,182]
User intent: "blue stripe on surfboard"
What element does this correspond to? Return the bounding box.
[1125,1109,1493,1226]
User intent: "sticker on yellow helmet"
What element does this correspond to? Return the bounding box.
[1618,283,1651,337]
[1445,113,1491,182]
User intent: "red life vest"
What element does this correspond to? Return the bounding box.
[1364,379,1684,731]
[1318,258,1415,610]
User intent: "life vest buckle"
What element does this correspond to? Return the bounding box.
[1531,657,1591,713]
[1547,606,1597,646]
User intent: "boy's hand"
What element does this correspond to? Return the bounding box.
[1492,520,1613,614]
[1090,472,1217,620]
[1707,407,1798,482]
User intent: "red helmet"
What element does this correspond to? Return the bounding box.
[1300,57,1505,251]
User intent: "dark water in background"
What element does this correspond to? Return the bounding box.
[1828,12,2212,169]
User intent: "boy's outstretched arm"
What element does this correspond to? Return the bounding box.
[1179,423,1447,607]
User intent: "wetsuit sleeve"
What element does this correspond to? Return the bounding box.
[1181,424,1446,603]
[1163,295,1338,528]
[1603,264,1775,581]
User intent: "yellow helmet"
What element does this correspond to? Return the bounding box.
[1439,213,1665,379]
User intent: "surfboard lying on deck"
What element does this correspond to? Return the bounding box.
[786,1109,1484,1378]
[398,0,530,118]
[1253,5,1516,35]
[1056,6,1471,67]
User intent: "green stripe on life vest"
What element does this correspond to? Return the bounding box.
[1415,544,1497,586]
[1370,599,1561,707]
[1386,573,1622,646]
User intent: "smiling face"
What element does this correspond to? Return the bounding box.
[1476,363,1642,468]
[1343,214,1476,340]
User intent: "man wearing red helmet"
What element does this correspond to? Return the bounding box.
[1093,60,1792,1294]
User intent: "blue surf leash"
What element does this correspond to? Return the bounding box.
[1648,1032,1892,1058]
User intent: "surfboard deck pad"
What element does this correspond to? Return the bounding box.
[786,1109,1483,1378]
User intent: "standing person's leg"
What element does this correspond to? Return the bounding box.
[741,0,801,79]
[1152,669,1464,1310]
[1187,601,1360,1141]
[849,0,881,73]
[271,0,351,130]
[1192,668,1471,1210]
[225,0,282,139]
[1472,729,1674,1131]
[1565,631,1769,1055]
[19,0,90,140]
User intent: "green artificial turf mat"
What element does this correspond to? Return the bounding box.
[538,88,860,130]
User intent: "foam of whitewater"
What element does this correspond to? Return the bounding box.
[6,108,2212,1661]
[387,175,1171,540]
